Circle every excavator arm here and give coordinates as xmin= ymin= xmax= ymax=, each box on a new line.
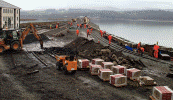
xmin=20 ymin=23 xmax=43 ymax=49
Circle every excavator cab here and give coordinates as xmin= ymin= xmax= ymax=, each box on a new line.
xmin=3 ymin=29 xmax=20 ymax=44
xmin=0 ymin=29 xmax=21 ymax=52
xmin=55 ymin=55 xmax=77 ymax=75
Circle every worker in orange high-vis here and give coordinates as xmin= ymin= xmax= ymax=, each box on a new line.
xmin=90 ymin=28 xmax=93 ymax=33
xmin=77 ymin=24 xmax=79 ymax=28
xmin=56 ymin=24 xmax=58 ymax=29
xmin=103 ymin=31 xmax=106 ymax=37
xmin=76 ymin=29 xmax=79 ymax=37
xmin=87 ymin=29 xmax=90 ymax=37
xmin=137 ymin=42 xmax=141 ymax=53
xmin=100 ymin=30 xmax=103 ymax=37
xmin=108 ymin=35 xmax=112 ymax=45
xmin=70 ymin=22 xmax=73 ymax=26
xmin=50 ymin=24 xmax=52 ymax=29
xmin=103 ymin=31 xmax=106 ymax=34
xmin=153 ymin=44 xmax=159 ymax=58
xmin=140 ymin=47 xmax=144 ymax=56
xmin=84 ymin=24 xmax=86 ymax=28
xmin=80 ymin=24 xmax=82 ymax=28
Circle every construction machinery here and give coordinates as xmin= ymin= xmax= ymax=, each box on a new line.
xmin=0 ymin=24 xmax=43 ymax=53
xmin=84 ymin=16 xmax=89 ymax=24
xmin=55 ymin=55 xmax=77 ymax=75
xmin=72 ymin=18 xmax=76 ymax=22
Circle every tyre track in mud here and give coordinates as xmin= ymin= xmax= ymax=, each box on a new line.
xmin=0 ymin=51 xmax=40 ymax=100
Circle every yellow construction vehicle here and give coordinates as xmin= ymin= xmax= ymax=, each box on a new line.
xmin=55 ymin=55 xmax=77 ymax=74
xmin=0 ymin=24 xmax=43 ymax=53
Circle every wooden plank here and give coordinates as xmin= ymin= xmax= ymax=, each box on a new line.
xmin=90 ymin=72 xmax=99 ymax=76
xmin=149 ymin=96 xmax=156 ymax=100
xmin=78 ymin=68 xmax=90 ymax=71
xmin=27 ymin=70 xmax=39 ymax=75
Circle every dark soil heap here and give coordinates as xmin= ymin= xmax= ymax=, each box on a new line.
xmin=65 ymin=37 xmax=104 ymax=58
xmin=23 ymin=34 xmax=50 ymax=44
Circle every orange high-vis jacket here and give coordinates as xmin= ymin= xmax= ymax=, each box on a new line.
xmin=154 ymin=45 xmax=159 ymax=51
xmin=137 ymin=42 xmax=141 ymax=49
xmin=87 ymin=29 xmax=90 ymax=33
xmin=140 ymin=47 xmax=144 ymax=52
xmin=76 ymin=29 xmax=79 ymax=36
xmin=84 ymin=24 xmax=86 ymax=28
xmin=108 ymin=35 xmax=112 ymax=40
xmin=77 ymin=24 xmax=79 ymax=26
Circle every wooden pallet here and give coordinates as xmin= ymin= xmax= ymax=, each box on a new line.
xmin=77 ymin=68 xmax=90 ymax=71
xmin=90 ymin=72 xmax=99 ymax=76
xmin=100 ymin=78 xmax=110 ymax=82
xmin=130 ymin=77 xmax=138 ymax=81
xmin=112 ymin=84 xmax=127 ymax=88
xmin=149 ymin=96 xmax=156 ymax=100
xmin=139 ymin=81 xmax=157 ymax=87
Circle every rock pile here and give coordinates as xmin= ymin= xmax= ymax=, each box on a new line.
xmin=62 ymin=37 xmax=144 ymax=70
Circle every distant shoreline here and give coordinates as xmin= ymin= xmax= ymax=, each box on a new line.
xmin=20 ymin=19 xmax=37 ymax=21
xmin=129 ymin=19 xmax=173 ymax=23
xmin=91 ymin=18 xmax=173 ymax=23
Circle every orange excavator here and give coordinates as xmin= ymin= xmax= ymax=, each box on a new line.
xmin=0 ymin=24 xmax=43 ymax=53
xmin=55 ymin=55 xmax=77 ymax=75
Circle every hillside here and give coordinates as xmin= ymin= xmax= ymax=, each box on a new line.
xmin=20 ymin=9 xmax=173 ymax=21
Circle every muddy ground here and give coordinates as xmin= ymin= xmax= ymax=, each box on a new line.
xmin=1 ymin=21 xmax=173 ymax=100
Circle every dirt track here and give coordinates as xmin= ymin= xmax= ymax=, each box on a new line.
xmin=1 ymin=21 xmax=173 ymax=100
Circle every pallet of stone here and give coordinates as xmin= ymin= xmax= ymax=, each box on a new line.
xmin=159 ymin=54 xmax=170 ymax=60
xmin=98 ymin=69 xmax=113 ymax=81
xmin=92 ymin=58 xmax=104 ymax=65
xmin=90 ymin=65 xmax=103 ymax=75
xmin=101 ymin=62 xmax=114 ymax=69
xmin=110 ymin=74 xmax=127 ymax=87
xmin=78 ymin=59 xmax=90 ymax=69
xmin=138 ymin=76 xmax=157 ymax=86
xmin=150 ymin=86 xmax=173 ymax=100
xmin=126 ymin=68 xmax=141 ymax=81
xmin=111 ymin=65 xmax=126 ymax=75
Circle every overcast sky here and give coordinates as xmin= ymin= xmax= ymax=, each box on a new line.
xmin=4 ymin=0 xmax=173 ymax=10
